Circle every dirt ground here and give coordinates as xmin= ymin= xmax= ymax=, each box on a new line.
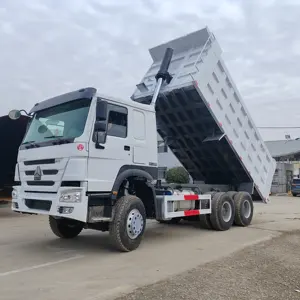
xmin=117 ymin=230 xmax=300 ymax=300
xmin=0 ymin=196 xmax=300 ymax=300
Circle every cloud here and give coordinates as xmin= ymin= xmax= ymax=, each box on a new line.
xmin=0 ymin=0 xmax=300 ymax=140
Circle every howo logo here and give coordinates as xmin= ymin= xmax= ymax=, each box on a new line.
xmin=34 ymin=166 xmax=42 ymax=181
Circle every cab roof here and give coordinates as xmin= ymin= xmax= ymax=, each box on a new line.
xmin=29 ymin=87 xmax=155 ymax=114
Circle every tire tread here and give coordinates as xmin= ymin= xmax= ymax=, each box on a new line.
xmin=210 ymin=192 xmax=235 ymax=231
xmin=233 ymin=192 xmax=253 ymax=227
xmin=49 ymin=216 xmax=83 ymax=239
xmin=109 ymin=195 xmax=146 ymax=252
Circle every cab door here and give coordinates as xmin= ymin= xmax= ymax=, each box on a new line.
xmin=88 ymin=99 xmax=132 ymax=192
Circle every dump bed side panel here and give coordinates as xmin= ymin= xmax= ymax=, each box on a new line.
xmin=194 ymin=57 xmax=276 ymax=200
xmin=132 ymin=27 xmax=276 ymax=201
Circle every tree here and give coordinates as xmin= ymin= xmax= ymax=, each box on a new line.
xmin=165 ymin=166 xmax=190 ymax=184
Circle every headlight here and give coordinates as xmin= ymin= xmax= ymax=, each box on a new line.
xmin=12 ymin=189 xmax=18 ymax=199
xmin=59 ymin=190 xmax=82 ymax=203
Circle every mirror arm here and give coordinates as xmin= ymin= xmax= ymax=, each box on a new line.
xmin=95 ymin=143 xmax=105 ymax=149
xmin=20 ymin=109 xmax=32 ymax=117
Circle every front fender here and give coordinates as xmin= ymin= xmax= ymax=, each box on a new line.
xmin=111 ymin=166 xmax=155 ymax=199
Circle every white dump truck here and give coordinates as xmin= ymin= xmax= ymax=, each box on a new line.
xmin=9 ymin=27 xmax=276 ymax=252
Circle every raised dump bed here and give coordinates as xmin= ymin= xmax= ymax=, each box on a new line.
xmin=131 ymin=27 xmax=276 ymax=202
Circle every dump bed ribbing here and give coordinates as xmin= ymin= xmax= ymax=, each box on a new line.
xmin=131 ymin=27 xmax=276 ymax=202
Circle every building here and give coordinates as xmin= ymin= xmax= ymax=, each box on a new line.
xmin=157 ymin=136 xmax=300 ymax=193
xmin=265 ymin=140 xmax=300 ymax=194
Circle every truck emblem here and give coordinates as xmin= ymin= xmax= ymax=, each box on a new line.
xmin=34 ymin=166 xmax=42 ymax=181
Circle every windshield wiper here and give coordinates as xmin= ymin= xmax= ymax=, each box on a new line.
xmin=22 ymin=141 xmax=40 ymax=149
xmin=44 ymin=136 xmax=72 ymax=145
xmin=44 ymin=135 xmax=64 ymax=139
xmin=22 ymin=140 xmax=36 ymax=145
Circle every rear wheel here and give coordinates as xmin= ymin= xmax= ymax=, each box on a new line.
xmin=109 ymin=195 xmax=146 ymax=252
xmin=226 ymin=191 xmax=237 ymax=200
xmin=209 ymin=192 xmax=235 ymax=231
xmin=233 ymin=192 xmax=254 ymax=226
xmin=199 ymin=215 xmax=213 ymax=229
xmin=49 ymin=216 xmax=84 ymax=239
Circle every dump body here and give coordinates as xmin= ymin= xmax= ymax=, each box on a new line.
xmin=132 ymin=27 xmax=276 ymax=201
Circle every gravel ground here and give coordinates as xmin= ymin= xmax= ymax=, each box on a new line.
xmin=116 ymin=231 xmax=300 ymax=300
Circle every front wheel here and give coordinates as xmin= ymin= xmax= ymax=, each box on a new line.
xmin=109 ymin=195 xmax=146 ymax=252
xmin=49 ymin=216 xmax=84 ymax=239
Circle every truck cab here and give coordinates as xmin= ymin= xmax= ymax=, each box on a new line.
xmin=11 ymin=88 xmax=158 ymax=225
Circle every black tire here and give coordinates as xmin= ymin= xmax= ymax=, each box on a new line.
xmin=49 ymin=216 xmax=83 ymax=239
xmin=210 ymin=192 xmax=235 ymax=231
xmin=109 ymin=195 xmax=146 ymax=252
xmin=292 ymin=193 xmax=297 ymax=197
xmin=233 ymin=192 xmax=254 ymax=226
xmin=226 ymin=191 xmax=238 ymax=200
xmin=199 ymin=214 xmax=213 ymax=229
xmin=199 ymin=191 xmax=216 ymax=229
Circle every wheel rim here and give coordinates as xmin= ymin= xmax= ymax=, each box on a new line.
xmin=243 ymin=200 xmax=251 ymax=219
xmin=126 ymin=209 xmax=144 ymax=239
xmin=221 ymin=201 xmax=232 ymax=222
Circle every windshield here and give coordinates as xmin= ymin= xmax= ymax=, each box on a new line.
xmin=22 ymin=98 xmax=91 ymax=145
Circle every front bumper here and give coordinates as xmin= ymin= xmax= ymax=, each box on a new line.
xmin=11 ymin=186 xmax=88 ymax=222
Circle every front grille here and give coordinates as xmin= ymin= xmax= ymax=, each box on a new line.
xmin=24 ymin=159 xmax=55 ymax=166
xmin=43 ymin=170 xmax=58 ymax=175
xmin=61 ymin=181 xmax=81 ymax=187
xmin=25 ymin=171 xmax=34 ymax=176
xmin=25 ymin=199 xmax=52 ymax=211
xmin=25 ymin=170 xmax=58 ymax=176
xmin=27 ymin=181 xmax=55 ymax=186
xmin=22 ymin=158 xmax=65 ymax=191
xmin=24 ymin=190 xmax=56 ymax=194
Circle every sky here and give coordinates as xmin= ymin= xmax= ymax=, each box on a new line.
xmin=1 ymin=0 xmax=300 ymax=141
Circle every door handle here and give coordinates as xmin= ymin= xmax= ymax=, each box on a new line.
xmin=124 ymin=145 xmax=130 ymax=151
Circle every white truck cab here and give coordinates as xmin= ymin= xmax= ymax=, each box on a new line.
xmin=12 ymin=88 xmax=158 ymax=220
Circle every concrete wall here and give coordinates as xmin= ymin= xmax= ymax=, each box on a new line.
xmin=271 ymin=162 xmax=294 ymax=194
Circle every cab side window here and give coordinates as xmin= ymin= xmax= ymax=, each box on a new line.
xmin=107 ymin=104 xmax=128 ymax=138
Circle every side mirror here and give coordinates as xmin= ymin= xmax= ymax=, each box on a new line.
xmin=8 ymin=109 xmax=21 ymax=120
xmin=94 ymin=121 xmax=107 ymax=149
xmin=94 ymin=121 xmax=107 ymax=132
xmin=96 ymin=99 xmax=108 ymax=121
